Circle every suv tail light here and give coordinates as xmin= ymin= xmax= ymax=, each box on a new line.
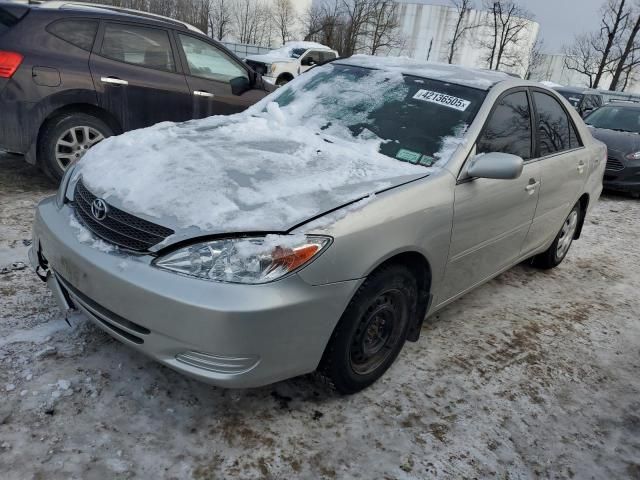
xmin=0 ymin=51 xmax=23 ymax=78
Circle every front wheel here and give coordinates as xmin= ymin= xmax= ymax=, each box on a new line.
xmin=531 ymin=204 xmax=580 ymax=269
xmin=38 ymin=113 xmax=113 ymax=182
xmin=318 ymin=265 xmax=417 ymax=394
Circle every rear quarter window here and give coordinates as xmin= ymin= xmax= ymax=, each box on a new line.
xmin=47 ymin=19 xmax=98 ymax=51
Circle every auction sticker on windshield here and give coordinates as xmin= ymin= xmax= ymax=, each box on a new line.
xmin=412 ymin=89 xmax=471 ymax=111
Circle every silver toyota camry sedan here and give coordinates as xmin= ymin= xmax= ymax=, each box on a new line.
xmin=30 ymin=56 xmax=605 ymax=394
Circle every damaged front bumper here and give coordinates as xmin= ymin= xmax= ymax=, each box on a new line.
xmin=29 ymin=196 xmax=360 ymax=388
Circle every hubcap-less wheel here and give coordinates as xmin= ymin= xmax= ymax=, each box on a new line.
xmin=349 ymin=289 xmax=407 ymax=375
xmin=556 ymin=209 xmax=578 ymax=260
xmin=55 ymin=126 xmax=105 ymax=171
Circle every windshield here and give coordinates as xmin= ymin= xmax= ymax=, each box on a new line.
xmin=585 ymin=105 xmax=640 ymax=133
xmin=268 ymin=63 xmax=487 ymax=166
xmin=557 ymin=90 xmax=584 ymax=108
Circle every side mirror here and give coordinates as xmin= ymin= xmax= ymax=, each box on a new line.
xmin=581 ymin=108 xmax=593 ymax=118
xmin=230 ymin=75 xmax=250 ymax=96
xmin=467 ymin=152 xmax=524 ymax=180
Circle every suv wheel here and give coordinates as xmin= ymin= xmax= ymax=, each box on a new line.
xmin=531 ymin=203 xmax=580 ymax=269
xmin=318 ymin=264 xmax=417 ymax=394
xmin=39 ymin=113 xmax=113 ymax=181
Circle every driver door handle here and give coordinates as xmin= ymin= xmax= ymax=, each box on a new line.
xmin=193 ymin=90 xmax=214 ymax=98
xmin=525 ymin=179 xmax=539 ymax=194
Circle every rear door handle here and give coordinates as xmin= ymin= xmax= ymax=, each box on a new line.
xmin=525 ymin=179 xmax=539 ymax=194
xmin=577 ymin=160 xmax=586 ymax=174
xmin=100 ymin=76 xmax=128 ymax=86
xmin=193 ymin=90 xmax=214 ymax=98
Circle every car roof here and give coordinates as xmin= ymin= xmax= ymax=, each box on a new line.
xmin=554 ymin=86 xmax=601 ymax=95
xmin=333 ymin=55 xmax=513 ymax=90
xmin=27 ymin=1 xmax=204 ymax=33
xmin=603 ymin=100 xmax=640 ymax=109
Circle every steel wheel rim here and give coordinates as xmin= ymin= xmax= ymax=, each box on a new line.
xmin=55 ymin=126 xmax=105 ymax=171
xmin=556 ymin=210 xmax=578 ymax=260
xmin=349 ymin=289 xmax=407 ymax=376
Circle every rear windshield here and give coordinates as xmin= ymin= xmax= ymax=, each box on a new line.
xmin=584 ymin=105 xmax=640 ymax=134
xmin=270 ymin=63 xmax=486 ymax=166
xmin=557 ymin=90 xmax=584 ymax=108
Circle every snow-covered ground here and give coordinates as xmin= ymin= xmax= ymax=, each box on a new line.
xmin=1 ymin=152 xmax=639 ymax=479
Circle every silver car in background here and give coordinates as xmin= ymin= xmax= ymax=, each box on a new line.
xmin=30 ymin=56 xmax=606 ymax=394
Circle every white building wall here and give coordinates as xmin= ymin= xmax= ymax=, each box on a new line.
xmin=392 ymin=2 xmax=540 ymax=78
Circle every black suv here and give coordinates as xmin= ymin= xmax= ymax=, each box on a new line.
xmin=0 ymin=1 xmax=270 ymax=180
xmin=553 ymin=86 xmax=604 ymax=118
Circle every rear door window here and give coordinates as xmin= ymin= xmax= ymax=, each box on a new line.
xmin=477 ymin=91 xmax=532 ymax=160
xmin=47 ymin=19 xmax=98 ymax=51
xmin=100 ymin=23 xmax=176 ymax=72
xmin=533 ymin=91 xmax=575 ymax=156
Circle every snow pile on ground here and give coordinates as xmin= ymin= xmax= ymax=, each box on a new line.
xmin=75 ymin=65 xmax=456 ymax=233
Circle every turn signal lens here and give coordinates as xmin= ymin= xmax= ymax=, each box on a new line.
xmin=0 ymin=51 xmax=23 ymax=78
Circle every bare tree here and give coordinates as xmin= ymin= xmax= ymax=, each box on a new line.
xmin=482 ymin=1 xmax=533 ymax=71
xmin=209 ymin=0 xmax=233 ymax=40
xmin=525 ymin=37 xmax=544 ymax=80
xmin=341 ymin=0 xmax=373 ymax=56
xmin=593 ymin=0 xmax=631 ymax=88
xmin=367 ymin=0 xmax=402 ymax=55
xmin=563 ymin=33 xmax=601 ymax=87
xmin=447 ymin=0 xmax=475 ymax=64
xmin=272 ymin=0 xmax=295 ymax=45
xmin=610 ymin=9 xmax=640 ymax=90
xmin=232 ymin=0 xmax=274 ymax=46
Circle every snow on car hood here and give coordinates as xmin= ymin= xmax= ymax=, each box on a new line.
xmin=74 ymin=111 xmax=428 ymax=236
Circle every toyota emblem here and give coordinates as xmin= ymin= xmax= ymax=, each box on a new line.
xmin=91 ymin=198 xmax=108 ymax=221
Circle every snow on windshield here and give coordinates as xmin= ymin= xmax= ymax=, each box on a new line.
xmin=76 ymin=64 xmax=472 ymax=233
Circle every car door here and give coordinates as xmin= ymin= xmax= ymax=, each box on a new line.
xmin=520 ymin=89 xmax=587 ymax=255
xmin=89 ymin=21 xmax=192 ymax=131
xmin=175 ymin=33 xmax=257 ymax=119
xmin=439 ymin=89 xmax=541 ymax=303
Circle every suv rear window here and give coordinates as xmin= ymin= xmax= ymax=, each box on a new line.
xmin=47 ymin=19 xmax=98 ymax=51
xmin=101 ymin=23 xmax=175 ymax=72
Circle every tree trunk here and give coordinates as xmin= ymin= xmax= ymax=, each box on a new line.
xmin=594 ymin=0 xmax=626 ymax=88
xmin=610 ymin=13 xmax=640 ymax=90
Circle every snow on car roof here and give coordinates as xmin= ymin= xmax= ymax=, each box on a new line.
xmin=247 ymin=41 xmax=335 ymax=62
xmin=336 ymin=55 xmax=511 ymax=90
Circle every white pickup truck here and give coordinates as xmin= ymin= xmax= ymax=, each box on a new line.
xmin=245 ymin=41 xmax=339 ymax=86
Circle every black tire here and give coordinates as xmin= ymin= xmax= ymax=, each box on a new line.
xmin=276 ymin=75 xmax=291 ymax=86
xmin=531 ymin=203 xmax=581 ymax=269
xmin=38 ymin=113 xmax=113 ymax=182
xmin=318 ymin=264 xmax=418 ymax=394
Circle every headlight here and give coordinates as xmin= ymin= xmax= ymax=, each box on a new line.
xmin=56 ymin=164 xmax=77 ymax=208
xmin=153 ymin=234 xmax=331 ymax=284
xmin=625 ymin=151 xmax=640 ymax=160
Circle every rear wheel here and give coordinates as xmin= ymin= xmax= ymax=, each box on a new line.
xmin=38 ymin=113 xmax=112 ymax=182
xmin=531 ymin=203 xmax=580 ymax=269
xmin=318 ymin=265 xmax=417 ymax=394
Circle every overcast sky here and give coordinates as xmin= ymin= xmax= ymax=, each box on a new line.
xmin=407 ymin=0 xmax=605 ymax=53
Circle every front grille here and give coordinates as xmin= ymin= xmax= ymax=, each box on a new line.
xmin=73 ymin=179 xmax=174 ymax=252
xmin=246 ymin=60 xmax=268 ymax=75
xmin=606 ymin=156 xmax=625 ymax=171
